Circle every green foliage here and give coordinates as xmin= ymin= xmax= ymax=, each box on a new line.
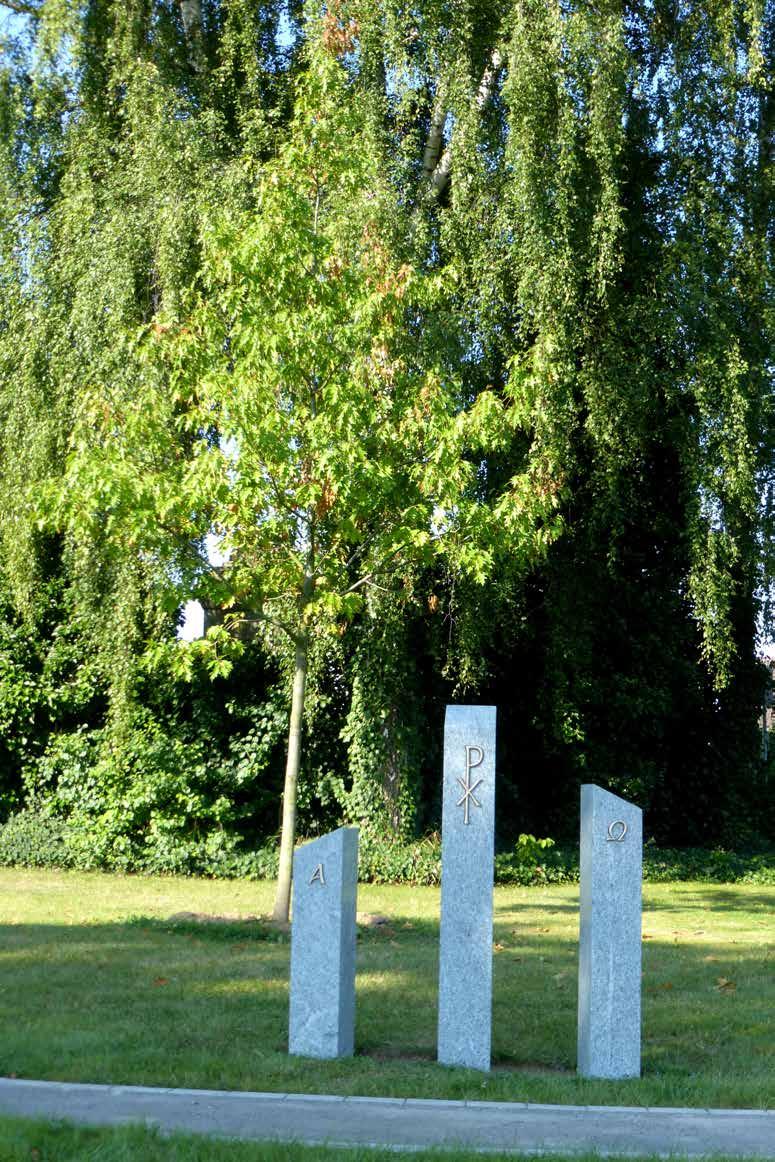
xmin=0 ymin=610 xmax=46 ymax=812
xmin=50 ymin=39 xmax=544 ymax=658
xmin=357 ymin=832 xmax=442 ymax=886
xmin=0 ymin=0 xmax=771 ymax=862
xmin=0 ymin=567 xmax=107 ymax=818
xmin=0 ymin=798 xmax=282 ymax=878
xmin=495 ymin=834 xmax=568 ymax=886
xmin=641 ymin=846 xmax=775 ymax=887
xmin=2 ymin=794 xmax=773 ymax=888
xmin=25 ymin=707 xmax=285 ymax=873
xmin=340 ymin=598 xmax=438 ymax=841
xmin=0 ymin=0 xmax=295 ymax=708
xmin=0 ymin=805 xmax=70 ymax=868
xmin=4 ymin=635 xmax=290 ymax=874
xmin=355 ymin=832 xmax=570 ymax=889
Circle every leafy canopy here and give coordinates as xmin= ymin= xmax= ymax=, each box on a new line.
xmin=49 ymin=38 xmax=560 ymax=669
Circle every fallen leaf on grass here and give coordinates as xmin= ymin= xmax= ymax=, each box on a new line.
xmin=152 ymin=977 xmax=169 ymax=987
xmin=716 ymin=977 xmax=737 ymax=992
xmin=493 ymin=942 xmax=505 ymax=952
xmin=642 ymin=934 xmax=654 ymax=940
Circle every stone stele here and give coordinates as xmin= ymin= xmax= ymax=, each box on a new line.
xmin=289 ymin=826 xmax=358 ymax=1059
xmin=577 ymin=783 xmax=643 ymax=1079
xmin=438 ymin=704 xmax=497 ymax=1071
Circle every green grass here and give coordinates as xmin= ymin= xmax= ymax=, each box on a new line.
xmin=0 ymin=1119 xmax=765 ymax=1162
xmin=0 ymin=870 xmax=772 ymax=1110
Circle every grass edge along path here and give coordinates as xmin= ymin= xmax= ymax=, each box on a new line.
xmin=2 ymin=1115 xmax=769 ymax=1162
xmin=2 ymin=1079 xmax=775 ymax=1159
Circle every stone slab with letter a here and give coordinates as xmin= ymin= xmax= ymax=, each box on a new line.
xmin=577 ymin=784 xmax=642 ymax=1079
xmin=438 ymin=704 xmax=497 ymax=1071
xmin=289 ymin=826 xmax=358 ymax=1059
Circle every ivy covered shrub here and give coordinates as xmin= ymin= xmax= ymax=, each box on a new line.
xmin=358 ymin=832 xmax=442 ymax=885
xmin=494 ymin=834 xmax=577 ymax=885
xmin=340 ymin=608 xmax=429 ymax=843
xmin=641 ymin=846 xmax=775 ymax=885
xmin=0 ymin=806 xmax=71 ymax=868
xmin=354 ymin=835 xmax=775 ymax=887
xmin=0 ymin=571 xmax=108 ymax=821
xmin=353 ymin=833 xmax=573 ymax=886
xmin=6 ymin=688 xmax=287 ymax=874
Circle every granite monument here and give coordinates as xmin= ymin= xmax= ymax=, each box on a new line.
xmin=577 ymin=783 xmax=642 ymax=1079
xmin=289 ymin=825 xmax=359 ymax=1059
xmin=438 ymin=704 xmax=497 ymax=1071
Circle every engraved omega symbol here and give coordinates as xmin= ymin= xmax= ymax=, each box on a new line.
xmin=309 ymin=863 xmax=326 ymax=886
xmin=456 ymin=745 xmax=485 ymax=825
xmin=606 ymin=820 xmax=628 ymax=842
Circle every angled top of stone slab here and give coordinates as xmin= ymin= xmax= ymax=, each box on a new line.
xmin=581 ymin=783 xmax=642 ymax=816
xmin=292 ymin=827 xmax=359 ymax=896
xmin=580 ymin=784 xmax=642 ymax=848
xmin=444 ymin=704 xmax=497 ymax=728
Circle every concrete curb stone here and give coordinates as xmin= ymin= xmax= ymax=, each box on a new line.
xmin=0 ymin=1078 xmax=773 ymax=1157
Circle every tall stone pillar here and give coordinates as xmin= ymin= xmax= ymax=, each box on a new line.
xmin=577 ymin=784 xmax=642 ymax=1079
xmin=438 ymin=705 xmax=497 ymax=1071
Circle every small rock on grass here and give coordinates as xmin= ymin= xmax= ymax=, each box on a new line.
xmin=357 ymin=913 xmax=392 ymax=928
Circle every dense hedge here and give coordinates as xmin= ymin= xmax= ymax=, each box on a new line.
xmin=2 ymin=813 xmax=773 ymax=887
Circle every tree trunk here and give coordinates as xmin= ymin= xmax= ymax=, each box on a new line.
xmin=431 ymin=49 xmax=503 ymax=197
xmin=179 ymin=0 xmax=204 ymax=72
xmin=422 ymin=84 xmax=448 ymax=182
xmin=179 ymin=0 xmax=202 ymax=38
xmin=272 ymin=632 xmax=309 ymax=923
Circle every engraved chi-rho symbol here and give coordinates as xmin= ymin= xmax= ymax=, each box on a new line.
xmin=309 ymin=863 xmax=326 ymax=886
xmin=456 ymin=744 xmax=485 ymax=825
xmin=606 ymin=820 xmax=628 ymax=842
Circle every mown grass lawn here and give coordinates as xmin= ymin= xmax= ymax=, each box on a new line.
xmin=4 ymin=1117 xmax=763 ymax=1162
xmin=0 ymin=870 xmax=772 ymax=1110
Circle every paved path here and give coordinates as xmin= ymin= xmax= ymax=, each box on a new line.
xmin=0 ymin=1079 xmax=773 ymax=1156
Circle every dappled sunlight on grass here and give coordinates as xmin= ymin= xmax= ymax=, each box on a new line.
xmin=0 ymin=871 xmax=771 ymax=1108
xmin=192 ymin=979 xmax=287 ymax=998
